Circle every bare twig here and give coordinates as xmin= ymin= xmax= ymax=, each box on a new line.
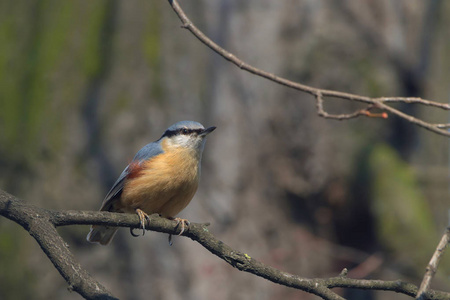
xmin=316 ymin=92 xmax=388 ymax=120
xmin=378 ymin=97 xmax=450 ymax=109
xmin=1 ymin=189 xmax=450 ymax=299
xmin=416 ymin=226 xmax=450 ymax=300
xmin=166 ymin=0 xmax=450 ymax=137
xmin=435 ymin=123 xmax=450 ymax=129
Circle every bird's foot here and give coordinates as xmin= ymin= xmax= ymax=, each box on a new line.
xmin=167 ymin=218 xmax=190 ymax=246
xmin=173 ymin=217 xmax=190 ymax=235
xmin=130 ymin=208 xmax=150 ymax=237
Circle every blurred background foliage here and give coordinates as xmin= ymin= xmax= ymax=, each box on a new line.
xmin=0 ymin=0 xmax=449 ymax=299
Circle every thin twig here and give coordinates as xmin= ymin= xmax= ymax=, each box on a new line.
xmin=316 ymin=92 xmax=387 ymax=120
xmin=435 ymin=123 xmax=450 ymax=129
xmin=166 ymin=0 xmax=450 ymax=137
xmin=377 ymin=97 xmax=450 ymax=110
xmin=416 ymin=227 xmax=450 ymax=300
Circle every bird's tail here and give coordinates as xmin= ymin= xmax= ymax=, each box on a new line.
xmin=86 ymin=225 xmax=118 ymax=245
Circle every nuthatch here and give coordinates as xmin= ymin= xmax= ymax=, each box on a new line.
xmin=87 ymin=121 xmax=216 ymax=245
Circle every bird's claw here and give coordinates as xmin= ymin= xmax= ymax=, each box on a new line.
xmin=173 ymin=218 xmax=190 ymax=235
xmin=168 ymin=218 xmax=189 ymax=246
xmin=133 ymin=208 xmax=150 ymax=237
xmin=130 ymin=228 xmax=140 ymax=237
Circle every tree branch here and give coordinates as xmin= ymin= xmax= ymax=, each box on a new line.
xmin=1 ymin=189 xmax=450 ymax=299
xmin=166 ymin=0 xmax=450 ymax=137
xmin=416 ymin=226 xmax=450 ymax=299
xmin=0 ymin=190 xmax=118 ymax=300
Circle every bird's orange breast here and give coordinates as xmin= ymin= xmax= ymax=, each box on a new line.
xmin=118 ymin=140 xmax=200 ymax=218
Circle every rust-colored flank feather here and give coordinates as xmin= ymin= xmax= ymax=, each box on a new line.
xmin=126 ymin=161 xmax=144 ymax=179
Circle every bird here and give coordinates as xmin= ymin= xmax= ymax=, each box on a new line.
xmin=87 ymin=120 xmax=216 ymax=245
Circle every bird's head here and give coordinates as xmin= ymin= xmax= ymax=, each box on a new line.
xmin=160 ymin=121 xmax=216 ymax=153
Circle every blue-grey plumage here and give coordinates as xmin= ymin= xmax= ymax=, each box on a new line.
xmin=87 ymin=121 xmax=216 ymax=245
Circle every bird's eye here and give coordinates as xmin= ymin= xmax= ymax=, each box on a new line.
xmin=182 ymin=128 xmax=189 ymax=134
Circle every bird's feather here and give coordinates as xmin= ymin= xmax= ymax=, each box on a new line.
xmin=98 ymin=141 xmax=164 ymax=212
xmin=120 ymin=141 xmax=200 ymax=217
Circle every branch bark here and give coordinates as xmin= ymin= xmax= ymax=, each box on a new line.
xmin=416 ymin=227 xmax=450 ymax=299
xmin=0 ymin=190 xmax=118 ymax=300
xmin=1 ymin=189 xmax=450 ymax=300
xmin=166 ymin=0 xmax=450 ymax=137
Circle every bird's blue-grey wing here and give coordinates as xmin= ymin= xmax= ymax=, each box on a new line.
xmin=98 ymin=167 xmax=129 ymax=211
xmin=98 ymin=141 xmax=164 ymax=211
xmin=132 ymin=141 xmax=164 ymax=162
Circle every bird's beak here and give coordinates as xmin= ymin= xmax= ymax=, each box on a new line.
xmin=200 ymin=126 xmax=216 ymax=136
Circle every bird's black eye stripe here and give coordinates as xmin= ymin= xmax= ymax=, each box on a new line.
xmin=162 ymin=128 xmax=204 ymax=138
xmin=178 ymin=128 xmax=203 ymax=135
xmin=162 ymin=130 xmax=176 ymax=138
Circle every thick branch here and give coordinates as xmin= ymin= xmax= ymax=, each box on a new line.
xmin=166 ymin=0 xmax=450 ymax=137
xmin=1 ymin=189 xmax=450 ymax=300
xmin=0 ymin=190 xmax=117 ymax=300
